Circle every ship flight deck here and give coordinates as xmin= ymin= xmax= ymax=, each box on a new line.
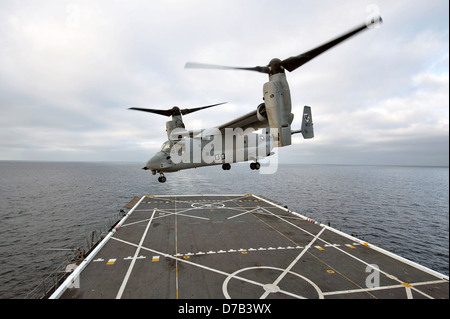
xmin=50 ymin=194 xmax=449 ymax=299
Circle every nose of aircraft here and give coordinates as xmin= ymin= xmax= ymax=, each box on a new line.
xmin=146 ymin=153 xmax=163 ymax=171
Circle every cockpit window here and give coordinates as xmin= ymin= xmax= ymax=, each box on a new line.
xmin=160 ymin=140 xmax=173 ymax=153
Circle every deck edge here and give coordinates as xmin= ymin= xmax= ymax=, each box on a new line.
xmin=49 ymin=195 xmax=147 ymax=299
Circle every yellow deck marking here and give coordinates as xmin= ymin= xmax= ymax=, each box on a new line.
xmin=106 ymin=259 xmax=116 ymax=265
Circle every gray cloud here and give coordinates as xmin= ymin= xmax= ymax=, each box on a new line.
xmin=0 ymin=0 xmax=448 ymax=166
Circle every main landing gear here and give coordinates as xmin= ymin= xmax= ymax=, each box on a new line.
xmin=222 ymin=162 xmax=260 ymax=171
xmin=158 ymin=173 xmax=166 ymax=183
xmin=250 ymin=162 xmax=260 ymax=170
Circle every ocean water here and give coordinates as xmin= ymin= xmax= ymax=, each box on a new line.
xmin=0 ymin=161 xmax=448 ymax=298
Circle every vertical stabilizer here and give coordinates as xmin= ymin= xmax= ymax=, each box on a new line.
xmin=301 ymin=106 xmax=314 ymax=139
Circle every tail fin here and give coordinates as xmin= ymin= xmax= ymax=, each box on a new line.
xmin=301 ymin=106 xmax=314 ymax=139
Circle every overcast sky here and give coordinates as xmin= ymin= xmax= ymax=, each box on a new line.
xmin=0 ymin=0 xmax=448 ymax=166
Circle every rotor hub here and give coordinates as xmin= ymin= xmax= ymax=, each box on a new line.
xmin=268 ymin=58 xmax=284 ymax=75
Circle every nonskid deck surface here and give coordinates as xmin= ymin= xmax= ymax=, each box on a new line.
xmin=53 ymin=194 xmax=448 ymax=299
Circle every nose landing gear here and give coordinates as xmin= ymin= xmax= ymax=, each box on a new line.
xmin=158 ymin=173 xmax=166 ymax=183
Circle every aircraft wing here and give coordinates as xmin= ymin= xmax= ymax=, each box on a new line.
xmin=217 ymin=110 xmax=268 ymax=133
xmin=188 ymin=109 xmax=268 ymax=139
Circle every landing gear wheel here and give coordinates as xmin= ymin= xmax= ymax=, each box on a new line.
xmin=158 ymin=174 xmax=166 ymax=183
xmin=222 ymin=163 xmax=231 ymax=170
xmin=250 ymin=162 xmax=260 ymax=170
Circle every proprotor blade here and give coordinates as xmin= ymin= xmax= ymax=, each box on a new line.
xmin=128 ymin=102 xmax=227 ymax=117
xmin=280 ymin=16 xmax=383 ymax=72
xmin=185 ymin=17 xmax=382 ymax=75
xmin=181 ymin=102 xmax=227 ymax=115
xmin=128 ymin=107 xmax=175 ymax=117
xmin=185 ymin=62 xmax=270 ymax=74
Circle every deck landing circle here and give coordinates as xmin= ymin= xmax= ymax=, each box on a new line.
xmin=222 ymin=266 xmax=324 ymax=299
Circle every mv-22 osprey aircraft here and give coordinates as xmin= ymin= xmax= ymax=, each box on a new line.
xmin=130 ymin=17 xmax=382 ymax=182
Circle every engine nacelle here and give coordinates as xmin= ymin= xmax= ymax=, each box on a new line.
xmin=256 ymin=103 xmax=268 ymax=122
xmin=166 ymin=115 xmax=187 ymax=140
xmin=263 ymin=73 xmax=294 ymax=147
